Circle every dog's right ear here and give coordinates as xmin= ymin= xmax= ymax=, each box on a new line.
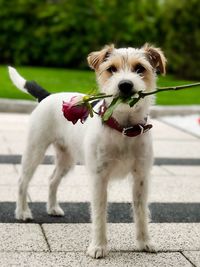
xmin=87 ymin=44 xmax=114 ymax=70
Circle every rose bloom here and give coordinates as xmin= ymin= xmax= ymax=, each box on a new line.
xmin=62 ymin=96 xmax=89 ymax=124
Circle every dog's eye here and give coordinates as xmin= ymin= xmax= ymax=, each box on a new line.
xmin=107 ymin=66 xmax=117 ymax=74
xmin=134 ymin=64 xmax=146 ymax=75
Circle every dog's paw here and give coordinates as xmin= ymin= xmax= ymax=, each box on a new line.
xmin=87 ymin=244 xmax=108 ymax=259
xmin=47 ymin=205 xmax=65 ymax=216
xmin=15 ymin=207 xmax=33 ymax=221
xmin=137 ymin=240 xmax=156 ymax=253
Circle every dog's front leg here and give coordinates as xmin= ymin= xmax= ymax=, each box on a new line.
xmin=87 ymin=172 xmax=108 ymax=259
xmin=131 ymin=148 xmax=155 ymax=252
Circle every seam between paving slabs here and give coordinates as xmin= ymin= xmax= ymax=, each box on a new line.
xmin=180 ymin=252 xmax=197 ymax=267
xmin=158 ymin=118 xmax=200 ymax=140
xmin=160 ymin=165 xmax=175 ymax=176
xmin=40 ymin=225 xmax=52 ymax=252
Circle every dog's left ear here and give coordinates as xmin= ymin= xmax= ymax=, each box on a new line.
xmin=143 ymin=43 xmax=167 ymax=74
xmin=87 ymin=44 xmax=114 ymax=70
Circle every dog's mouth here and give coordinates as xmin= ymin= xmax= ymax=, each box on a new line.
xmin=117 ymin=91 xmax=139 ymax=99
xmin=117 ymin=79 xmax=140 ymax=98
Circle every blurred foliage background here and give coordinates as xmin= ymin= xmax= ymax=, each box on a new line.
xmin=0 ymin=0 xmax=199 ymax=80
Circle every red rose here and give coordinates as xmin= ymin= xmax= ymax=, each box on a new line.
xmin=62 ymin=96 xmax=89 ymax=124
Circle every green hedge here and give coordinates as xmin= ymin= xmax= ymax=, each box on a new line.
xmin=0 ymin=0 xmax=199 ymax=79
xmin=159 ymin=0 xmax=200 ymax=80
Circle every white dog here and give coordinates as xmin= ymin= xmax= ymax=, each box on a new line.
xmin=8 ymin=43 xmax=166 ymax=258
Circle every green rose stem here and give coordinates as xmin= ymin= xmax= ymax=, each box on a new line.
xmin=143 ymin=82 xmax=200 ymax=98
xmin=128 ymin=82 xmax=200 ymax=107
xmin=79 ymin=82 xmax=200 ymax=121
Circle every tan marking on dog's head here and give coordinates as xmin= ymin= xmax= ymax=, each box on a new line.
xmin=98 ymin=54 xmax=125 ymax=78
xmin=143 ymin=43 xmax=167 ymax=74
xmin=87 ymin=44 xmax=167 ymax=96
xmin=126 ymin=57 xmax=154 ymax=91
xmin=128 ymin=57 xmax=152 ymax=76
xmin=96 ymin=51 xmax=154 ymax=90
xmin=87 ymin=44 xmax=115 ymax=70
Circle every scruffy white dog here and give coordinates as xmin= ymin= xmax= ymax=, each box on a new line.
xmin=9 ymin=43 xmax=166 ymax=258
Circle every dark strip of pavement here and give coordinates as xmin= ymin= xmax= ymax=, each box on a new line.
xmin=0 ymin=202 xmax=200 ymax=223
xmin=0 ymin=155 xmax=200 ymax=166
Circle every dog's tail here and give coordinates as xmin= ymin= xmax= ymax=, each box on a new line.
xmin=8 ymin=66 xmax=51 ymax=102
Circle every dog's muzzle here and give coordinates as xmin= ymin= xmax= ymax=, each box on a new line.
xmin=118 ymin=80 xmax=136 ymax=96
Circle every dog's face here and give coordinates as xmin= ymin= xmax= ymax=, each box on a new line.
xmin=87 ymin=44 xmax=166 ymax=97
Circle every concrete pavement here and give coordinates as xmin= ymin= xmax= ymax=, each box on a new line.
xmin=0 ymin=112 xmax=200 ymax=266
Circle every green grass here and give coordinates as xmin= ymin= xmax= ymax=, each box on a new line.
xmin=0 ymin=65 xmax=97 ymax=101
xmin=0 ymin=65 xmax=200 ymax=105
xmin=156 ymin=75 xmax=200 ymax=105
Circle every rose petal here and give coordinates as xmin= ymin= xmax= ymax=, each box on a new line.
xmin=62 ymin=99 xmax=89 ymax=124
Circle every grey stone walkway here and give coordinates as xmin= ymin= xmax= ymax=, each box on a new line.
xmin=0 ymin=112 xmax=200 ymax=266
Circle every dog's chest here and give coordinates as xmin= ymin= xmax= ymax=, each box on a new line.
xmin=96 ymin=134 xmax=139 ymax=177
xmin=110 ymin=149 xmax=135 ymax=179
xmin=107 ymin=142 xmax=136 ymax=162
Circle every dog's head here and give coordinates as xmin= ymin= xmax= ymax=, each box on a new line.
xmin=87 ymin=44 xmax=166 ymax=97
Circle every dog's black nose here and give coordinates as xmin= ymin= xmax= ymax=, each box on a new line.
xmin=118 ymin=80 xmax=134 ymax=96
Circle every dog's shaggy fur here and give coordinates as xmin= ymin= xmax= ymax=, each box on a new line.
xmin=9 ymin=43 xmax=166 ymax=258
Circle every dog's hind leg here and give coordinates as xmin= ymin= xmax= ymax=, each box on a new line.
xmin=47 ymin=143 xmax=74 ymax=216
xmin=15 ymin=141 xmax=49 ymax=221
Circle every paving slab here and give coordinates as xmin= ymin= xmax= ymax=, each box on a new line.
xmin=42 ymin=224 xmax=90 ymax=252
xmin=42 ymin=223 xmax=200 ymax=252
xmin=1 ymin=251 xmax=189 ymax=267
xmin=25 ymin=174 xmax=200 ymax=203
xmin=0 ymin=135 xmax=10 ymax=154
xmin=0 ymin=186 xmax=18 ymax=201
xmin=1 ymin=140 xmax=27 ymax=155
xmin=152 ymin=166 xmax=171 ymax=176
xmin=0 ymin=224 xmax=49 ymax=252
xmin=1 ymin=137 xmax=54 ymax=155
xmin=109 ymin=223 xmax=200 ymax=252
xmin=13 ymin=164 xmax=169 ymax=187
xmin=183 ymin=251 xmax=200 ymax=267
xmin=81 ymin=252 xmax=192 ymax=267
xmin=29 ymin=185 xmax=90 ymax=202
xmin=0 ymin=113 xmax=29 ymax=131
xmin=0 ymin=164 xmax=18 ymax=185
xmin=0 ymin=164 xmax=199 ymax=203
xmin=151 ymin=119 xmax=198 ymax=141
xmin=161 ymin=114 xmax=200 ymax=138
xmin=0 ymin=114 xmax=54 ymax=155
xmin=150 ymin=175 xmax=200 ymax=202
xmin=0 ymin=252 xmax=79 ymax=267
xmin=153 ymin=140 xmax=200 ymax=158
xmin=162 ymin=165 xmax=200 ymax=177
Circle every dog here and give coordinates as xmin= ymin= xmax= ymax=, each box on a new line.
xmin=8 ymin=43 xmax=166 ymax=258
